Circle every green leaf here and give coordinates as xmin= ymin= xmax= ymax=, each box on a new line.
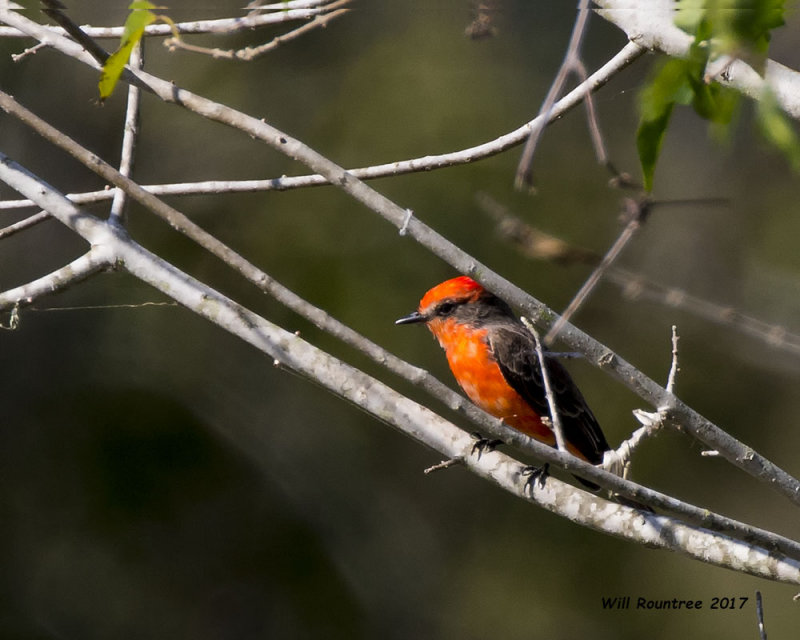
xmin=685 ymin=33 xmax=740 ymax=127
xmin=756 ymin=88 xmax=800 ymax=171
xmin=639 ymin=0 xmax=792 ymax=188
xmin=636 ymin=59 xmax=691 ymax=191
xmin=98 ymin=2 xmax=158 ymax=101
xmin=637 ymin=104 xmax=674 ymax=193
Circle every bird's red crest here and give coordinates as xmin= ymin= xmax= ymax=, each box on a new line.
xmin=418 ymin=276 xmax=485 ymax=312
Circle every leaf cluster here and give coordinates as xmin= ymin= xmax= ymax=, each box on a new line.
xmin=636 ymin=0 xmax=798 ymax=190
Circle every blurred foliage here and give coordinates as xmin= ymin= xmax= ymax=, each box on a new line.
xmin=2 ymin=0 xmax=800 ymax=638
xmin=638 ymin=0 xmax=798 ymax=191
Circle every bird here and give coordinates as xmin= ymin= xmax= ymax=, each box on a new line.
xmin=395 ymin=275 xmax=610 ymax=469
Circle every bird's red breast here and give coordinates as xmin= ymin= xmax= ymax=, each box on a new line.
xmin=433 ymin=317 xmax=558 ymax=447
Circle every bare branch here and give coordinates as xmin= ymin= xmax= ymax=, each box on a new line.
xmin=574 ymin=56 xmax=617 ymax=174
xmin=10 ymin=40 xmax=46 ymax=61
xmin=0 ymin=41 xmax=645 ymax=211
xmin=164 ymin=1 xmax=352 ymax=61
xmin=109 ymin=41 xmax=143 ymax=224
xmin=0 ymin=4 xmax=338 ymax=39
xmin=423 ymin=458 xmax=464 ymax=474
xmin=666 ymin=325 xmax=680 ymax=394
xmin=0 ymin=5 xmax=647 ymax=197
xmin=544 ymin=198 xmax=646 ymax=344
xmin=2 ymin=9 xmax=797 ymax=508
xmin=4 ymin=151 xmax=800 ymax=583
xmin=610 ymin=326 xmax=679 ymax=478
xmin=0 ymin=249 xmax=112 ymax=311
xmin=521 ymin=317 xmax=568 ymax=453
xmin=610 ymin=266 xmax=800 ymax=357
xmin=515 ymin=0 xmax=593 ymax=189
xmin=0 ymin=210 xmax=51 ymax=238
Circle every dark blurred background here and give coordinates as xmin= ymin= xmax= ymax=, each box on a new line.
xmin=2 ymin=0 xmax=800 ymax=637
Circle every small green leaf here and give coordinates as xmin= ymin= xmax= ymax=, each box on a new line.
xmin=637 ymin=104 xmax=674 ymax=193
xmin=636 ymin=59 xmax=691 ymax=191
xmin=98 ymin=2 xmax=158 ymax=100
xmin=639 ymin=59 xmax=691 ymax=119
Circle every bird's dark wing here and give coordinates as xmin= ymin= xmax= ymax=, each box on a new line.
xmin=487 ymin=324 xmax=609 ymax=464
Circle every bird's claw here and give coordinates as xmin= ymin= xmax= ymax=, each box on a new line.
xmin=522 ymin=463 xmax=550 ymax=495
xmin=470 ymin=432 xmax=503 ymax=459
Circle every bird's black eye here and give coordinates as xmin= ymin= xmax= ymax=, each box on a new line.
xmin=436 ymin=301 xmax=456 ymax=316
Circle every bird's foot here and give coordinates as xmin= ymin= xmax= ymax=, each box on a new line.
xmin=521 ymin=463 xmax=550 ymax=495
xmin=470 ymin=432 xmax=503 ymax=459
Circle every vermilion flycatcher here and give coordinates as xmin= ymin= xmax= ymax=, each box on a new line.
xmin=396 ymin=276 xmax=610 ymax=466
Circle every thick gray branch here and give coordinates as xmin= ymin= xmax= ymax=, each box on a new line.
xmin=2 ymin=150 xmax=799 ymax=584
xmin=2 ymin=6 xmax=798 ymax=506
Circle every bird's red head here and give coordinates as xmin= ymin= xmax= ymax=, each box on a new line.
xmin=395 ymin=276 xmax=490 ymax=355
xmin=395 ymin=276 xmax=493 ymax=335
xmin=418 ymin=276 xmax=484 ymax=316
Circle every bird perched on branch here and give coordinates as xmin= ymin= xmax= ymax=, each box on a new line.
xmin=396 ymin=275 xmax=610 ymax=473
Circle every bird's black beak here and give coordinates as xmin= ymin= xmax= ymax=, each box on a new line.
xmin=395 ymin=311 xmax=426 ymax=325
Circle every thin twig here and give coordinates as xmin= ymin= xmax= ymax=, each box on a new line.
xmin=164 ymin=2 xmax=351 ymax=61
xmin=666 ymin=325 xmax=680 ymax=394
xmin=611 ymin=265 xmax=800 ymax=355
xmin=544 ymin=198 xmax=647 ymax=345
xmin=31 ymin=301 xmax=178 ymax=312
xmin=0 ymin=249 xmax=112 ymax=311
xmin=573 ymin=57 xmax=617 ymax=175
xmin=515 ymin=0 xmax=593 ymax=190
xmin=0 ymin=43 xmax=647 ymax=212
xmin=613 ymin=409 xmax=662 ymax=479
xmin=109 ymin=41 xmax=143 ymax=224
xmin=423 ymin=458 xmax=464 ymax=474
xmin=0 ymin=5 xmax=336 ymax=39
xmin=756 ymin=591 xmax=767 ymax=640
xmin=522 ymin=317 xmax=568 ymax=453
xmin=476 ymin=191 xmax=599 ymax=264
xmin=11 ymin=41 xmax=47 ymax=61
xmin=612 ymin=326 xmax=680 ymax=477
xmin=0 ymin=210 xmax=51 ymax=239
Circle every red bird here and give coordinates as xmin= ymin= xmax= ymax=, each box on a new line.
xmin=396 ymin=276 xmax=609 ymax=466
